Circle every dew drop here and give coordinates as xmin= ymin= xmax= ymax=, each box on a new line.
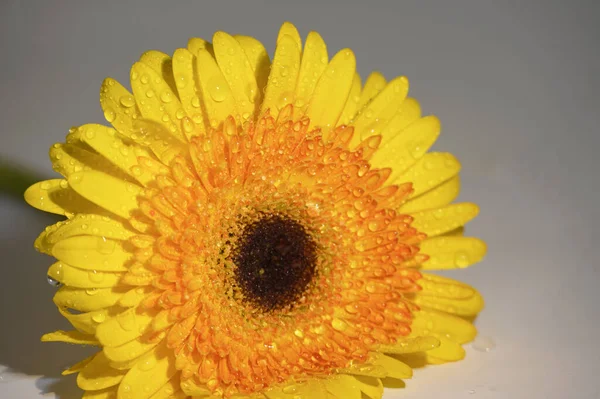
xmin=145 ymin=89 xmax=155 ymax=98
xmin=47 ymin=276 xmax=62 ymax=287
xmin=282 ymin=385 xmax=298 ymax=394
xmin=208 ymin=78 xmax=227 ymax=102
xmin=182 ymin=118 xmax=195 ymax=134
xmin=472 ymin=336 xmax=496 ymax=352
xmin=138 ymin=357 xmax=157 ymax=371
xmin=88 ymin=270 xmax=104 ymax=283
xmin=103 ymin=109 xmax=116 ymax=123
xmin=97 ymin=237 xmax=116 ymax=255
xmin=85 ymin=129 xmax=96 ymax=139
xmin=176 ymin=75 xmax=186 ymax=89
xmin=160 ymin=91 xmax=173 ymax=103
xmin=191 ymin=96 xmax=201 ymax=108
xmin=331 ymin=318 xmax=348 ymax=332
xmin=40 ymin=181 xmax=51 ymax=190
xmin=140 ymin=75 xmax=149 ymax=84
xmin=91 ymin=313 xmax=106 ymax=323
xmin=118 ymin=313 xmax=136 ymax=331
xmin=131 ymin=166 xmax=143 ymax=176
xmin=454 ymin=251 xmax=471 ymax=268
xmin=120 ymin=95 xmax=136 ymax=108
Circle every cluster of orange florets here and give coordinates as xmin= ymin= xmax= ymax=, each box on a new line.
xmin=124 ymin=105 xmax=425 ymax=396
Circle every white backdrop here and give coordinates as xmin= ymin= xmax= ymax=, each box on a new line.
xmin=1 ymin=1 xmax=598 ymax=398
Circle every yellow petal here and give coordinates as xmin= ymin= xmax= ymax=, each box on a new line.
xmin=77 ymin=351 xmax=126 ymax=391
xmin=99 ymin=78 xmax=142 ymax=138
xmin=412 ymin=274 xmax=484 ymax=316
xmin=83 ymin=387 xmax=118 ymax=399
xmin=118 ymin=287 xmax=153 ymax=308
xmin=425 ymin=335 xmax=466 ymax=362
xmin=172 ymin=48 xmax=206 ymax=135
xmin=411 ymin=308 xmax=477 ymax=344
xmin=213 ymin=31 xmax=259 ymax=121
xmin=414 ymin=291 xmax=484 ymax=317
xmin=353 ymin=376 xmax=383 ymax=399
xmin=195 ymin=48 xmax=238 ymax=127
xmin=266 ymin=380 xmax=327 ymax=399
xmin=41 ymin=330 xmax=99 ymax=345
xmin=187 ymin=37 xmax=210 ymax=55
xmin=357 ymin=72 xmax=386 ymax=111
xmin=261 ymin=34 xmax=301 ymax=116
xmin=295 ymin=31 xmax=328 ymax=108
xmin=70 ymin=124 xmax=155 ymax=186
xmin=417 ymin=273 xmax=477 ymax=299
xmin=58 ymin=307 xmax=112 ymax=335
xmin=399 ymin=176 xmax=460 ymax=213
xmin=234 ymin=35 xmax=270 ymax=100
xmin=324 ymin=375 xmax=361 ymax=399
xmin=180 ymin=378 xmax=212 ymax=396
xmin=370 ymin=116 xmax=441 ymax=180
xmin=352 ymin=76 xmax=409 ymax=144
xmin=24 ymin=180 xmax=102 ymax=216
xmin=49 ymin=142 xmax=129 ymax=181
xmin=130 ymin=61 xmax=186 ymax=142
xmin=369 ymin=352 xmax=412 ymax=379
xmin=418 ymin=236 xmax=487 ymax=269
xmin=148 ymin=374 xmax=180 ymax=399
xmin=131 ymin=118 xmax=187 ymax=165
xmin=139 ymin=50 xmax=177 ymax=95
xmin=380 ymin=97 xmax=421 ymax=145
xmin=68 ymin=171 xmax=141 ymax=219
xmin=48 ymin=261 xmax=123 ymax=289
xmin=52 ymin=236 xmax=132 ymax=272
xmin=45 ymin=213 xmax=135 ymax=245
xmin=62 ymin=354 xmax=94 ymax=375
xmin=104 ymin=336 xmax=159 ymax=364
xmin=277 ymin=21 xmax=302 ymax=50
xmin=394 ymin=152 xmax=460 ymax=197
xmin=118 ymin=341 xmax=177 ymax=399
xmin=377 ymin=336 xmax=440 ymax=354
xmin=96 ymin=306 xmax=156 ymax=347
xmin=53 ymin=287 xmax=123 ymax=312
xmin=306 ymin=49 xmax=356 ymax=137
xmin=339 ymin=73 xmax=362 ymax=125
xmin=410 ymin=202 xmax=479 ymax=237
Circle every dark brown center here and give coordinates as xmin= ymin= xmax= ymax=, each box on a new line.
xmin=232 ymin=214 xmax=317 ymax=311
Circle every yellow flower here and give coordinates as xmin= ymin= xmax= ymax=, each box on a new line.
xmin=25 ymin=22 xmax=486 ymax=399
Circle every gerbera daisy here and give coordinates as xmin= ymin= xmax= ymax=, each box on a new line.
xmin=25 ymin=22 xmax=486 ymax=399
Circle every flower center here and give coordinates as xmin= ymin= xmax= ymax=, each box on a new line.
xmin=232 ymin=214 xmax=317 ymax=311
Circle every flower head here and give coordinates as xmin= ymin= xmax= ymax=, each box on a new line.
xmin=26 ymin=22 xmax=486 ymax=399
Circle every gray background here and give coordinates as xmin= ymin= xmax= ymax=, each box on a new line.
xmin=1 ymin=1 xmax=599 ymax=398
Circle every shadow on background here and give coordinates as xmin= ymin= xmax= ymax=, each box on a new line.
xmin=0 ymin=195 xmax=93 ymax=398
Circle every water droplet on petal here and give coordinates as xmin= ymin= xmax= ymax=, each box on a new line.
xmin=47 ymin=276 xmax=62 ymax=287
xmin=160 ymin=91 xmax=173 ymax=103
xmin=88 ymin=270 xmax=104 ymax=283
xmin=92 ymin=312 xmax=106 ymax=323
xmin=139 ymin=357 xmax=157 ymax=371
xmin=208 ymin=77 xmax=227 ymax=102
xmin=120 ymin=95 xmax=136 ymax=108
xmin=103 ymin=109 xmax=116 ymax=123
